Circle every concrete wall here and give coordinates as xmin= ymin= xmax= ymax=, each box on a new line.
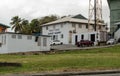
xmin=0 ymin=34 xmax=50 ymax=54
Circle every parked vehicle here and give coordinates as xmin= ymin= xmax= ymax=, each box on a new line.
xmin=106 ymin=38 xmax=116 ymax=45
xmin=118 ymin=38 xmax=120 ymax=43
xmin=76 ymin=40 xmax=94 ymax=47
xmin=52 ymin=40 xmax=63 ymax=45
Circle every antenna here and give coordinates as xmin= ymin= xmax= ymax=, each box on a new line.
xmin=88 ymin=0 xmax=102 ymax=31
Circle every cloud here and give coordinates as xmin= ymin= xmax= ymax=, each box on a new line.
xmin=0 ymin=0 xmax=109 ymax=27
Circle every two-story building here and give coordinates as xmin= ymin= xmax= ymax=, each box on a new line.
xmin=42 ymin=14 xmax=107 ymax=45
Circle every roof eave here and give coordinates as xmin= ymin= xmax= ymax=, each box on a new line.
xmin=0 ymin=23 xmax=10 ymax=28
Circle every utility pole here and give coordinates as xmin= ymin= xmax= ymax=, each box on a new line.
xmin=94 ymin=0 xmax=97 ymax=31
xmin=88 ymin=0 xmax=102 ymax=31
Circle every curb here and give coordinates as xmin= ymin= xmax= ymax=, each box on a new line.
xmin=32 ymin=70 xmax=120 ymax=76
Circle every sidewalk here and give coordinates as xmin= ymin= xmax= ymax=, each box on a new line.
xmin=51 ymin=44 xmax=115 ymax=51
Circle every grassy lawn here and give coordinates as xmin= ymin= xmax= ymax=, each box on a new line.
xmin=0 ymin=45 xmax=120 ymax=74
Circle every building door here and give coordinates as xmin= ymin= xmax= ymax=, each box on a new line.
xmin=81 ymin=35 xmax=84 ymax=40
xmin=75 ymin=35 xmax=78 ymax=45
xmin=91 ymin=34 xmax=95 ymax=42
xmin=69 ymin=32 xmax=72 ymax=44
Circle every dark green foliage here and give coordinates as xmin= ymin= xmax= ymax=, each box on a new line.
xmin=39 ymin=15 xmax=59 ymax=25
xmin=10 ymin=16 xmax=22 ymax=33
xmin=10 ymin=15 xmax=59 ymax=34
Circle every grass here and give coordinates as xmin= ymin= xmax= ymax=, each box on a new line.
xmin=0 ymin=45 xmax=120 ymax=74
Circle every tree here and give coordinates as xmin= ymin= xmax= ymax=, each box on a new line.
xmin=30 ymin=19 xmax=41 ymax=33
xmin=10 ymin=15 xmax=59 ymax=34
xmin=10 ymin=16 xmax=22 ymax=33
xmin=21 ymin=19 xmax=32 ymax=34
xmin=39 ymin=15 xmax=59 ymax=25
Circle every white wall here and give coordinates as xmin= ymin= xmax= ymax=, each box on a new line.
xmin=0 ymin=34 xmax=8 ymax=53
xmin=42 ymin=23 xmax=90 ymax=44
xmin=42 ymin=23 xmax=70 ymax=44
xmin=39 ymin=36 xmax=51 ymax=51
xmin=0 ymin=34 xmax=50 ymax=54
xmin=42 ymin=22 xmax=106 ymax=45
xmin=72 ymin=32 xmax=100 ymax=45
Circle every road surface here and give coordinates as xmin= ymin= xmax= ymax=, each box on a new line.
xmin=74 ymin=73 xmax=120 ymax=76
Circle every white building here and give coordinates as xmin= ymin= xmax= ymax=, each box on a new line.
xmin=42 ymin=14 xmax=107 ymax=45
xmin=0 ymin=33 xmax=51 ymax=54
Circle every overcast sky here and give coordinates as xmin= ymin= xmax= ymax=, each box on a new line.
xmin=0 ymin=0 xmax=109 ymax=28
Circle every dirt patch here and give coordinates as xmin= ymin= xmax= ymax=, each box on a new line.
xmin=0 ymin=62 xmax=22 ymax=67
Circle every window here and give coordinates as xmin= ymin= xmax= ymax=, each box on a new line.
xmin=61 ymin=24 xmax=63 ymax=28
xmin=12 ymin=35 xmax=16 ymax=39
xmin=43 ymin=38 xmax=47 ymax=46
xmin=4 ymin=35 xmax=6 ymax=44
xmin=55 ymin=35 xmax=58 ymax=40
xmin=53 ymin=35 xmax=55 ymax=40
xmin=0 ymin=43 xmax=2 ymax=47
xmin=46 ymin=26 xmax=48 ymax=30
xmin=38 ymin=37 xmax=41 ymax=46
xmin=18 ymin=35 xmax=22 ymax=39
xmin=72 ymin=23 xmax=75 ymax=28
xmin=51 ymin=37 xmax=53 ymax=40
xmin=53 ymin=35 xmax=58 ymax=40
xmin=2 ymin=29 xmax=5 ymax=33
xmin=79 ymin=24 xmax=82 ymax=28
xmin=61 ymin=34 xmax=64 ymax=38
xmin=81 ymin=35 xmax=84 ymax=40
xmin=99 ymin=26 xmax=101 ymax=29
xmin=86 ymin=24 xmax=88 ymax=29
xmin=2 ymin=36 xmax=3 ymax=44
xmin=27 ymin=36 xmax=32 ymax=40
xmin=2 ymin=35 xmax=6 ymax=45
xmin=35 ymin=36 xmax=38 ymax=42
xmin=53 ymin=25 xmax=56 ymax=29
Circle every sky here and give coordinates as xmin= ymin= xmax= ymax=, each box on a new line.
xmin=0 ymin=0 xmax=109 ymax=30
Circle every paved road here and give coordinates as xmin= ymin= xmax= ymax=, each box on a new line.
xmin=2 ymin=73 xmax=120 ymax=76
xmin=74 ymin=73 xmax=120 ymax=76
xmin=31 ymin=70 xmax=120 ymax=76
xmin=2 ymin=72 xmax=120 ymax=76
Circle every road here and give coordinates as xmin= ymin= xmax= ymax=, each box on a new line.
xmin=74 ymin=73 xmax=120 ymax=76
xmin=2 ymin=73 xmax=120 ymax=76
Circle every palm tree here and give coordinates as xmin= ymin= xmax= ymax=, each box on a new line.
xmin=10 ymin=16 xmax=22 ymax=33
xmin=10 ymin=15 xmax=59 ymax=34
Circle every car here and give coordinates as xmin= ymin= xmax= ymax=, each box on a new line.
xmin=106 ymin=39 xmax=116 ymax=45
xmin=52 ymin=40 xmax=63 ymax=45
xmin=76 ymin=40 xmax=94 ymax=47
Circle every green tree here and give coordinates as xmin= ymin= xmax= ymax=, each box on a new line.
xmin=30 ymin=19 xmax=41 ymax=33
xmin=21 ymin=19 xmax=32 ymax=34
xmin=10 ymin=16 xmax=22 ymax=33
xmin=10 ymin=15 xmax=59 ymax=34
xmin=39 ymin=15 xmax=59 ymax=25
